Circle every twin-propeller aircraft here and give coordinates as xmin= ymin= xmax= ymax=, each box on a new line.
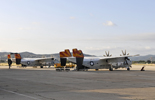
xmin=7 ymin=48 xmax=139 ymax=71
xmin=8 ymin=53 xmax=59 ymax=68
xmin=60 ymin=48 xmax=139 ymax=71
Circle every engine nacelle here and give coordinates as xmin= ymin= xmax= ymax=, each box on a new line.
xmin=111 ymin=62 xmax=124 ymax=67
xmin=117 ymin=62 xmax=124 ymax=66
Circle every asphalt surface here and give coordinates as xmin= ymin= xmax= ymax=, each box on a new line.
xmin=0 ymin=65 xmax=155 ymax=100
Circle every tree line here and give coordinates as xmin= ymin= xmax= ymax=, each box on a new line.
xmin=132 ymin=60 xmax=155 ymax=64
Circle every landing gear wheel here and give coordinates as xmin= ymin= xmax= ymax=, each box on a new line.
xmin=84 ymin=69 xmax=88 ymax=71
xmin=127 ymin=67 xmax=130 ymax=71
xmin=65 ymin=69 xmax=70 ymax=71
xmin=56 ymin=69 xmax=60 ymax=71
xmin=109 ymin=66 xmax=113 ymax=71
xmin=40 ymin=66 xmax=43 ymax=68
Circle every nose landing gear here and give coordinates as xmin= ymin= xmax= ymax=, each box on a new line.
xmin=127 ymin=67 xmax=130 ymax=71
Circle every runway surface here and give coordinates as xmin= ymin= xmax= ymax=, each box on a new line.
xmin=0 ymin=65 xmax=155 ymax=100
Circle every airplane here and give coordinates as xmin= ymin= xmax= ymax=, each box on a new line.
xmin=8 ymin=53 xmax=59 ymax=68
xmin=59 ymin=48 xmax=139 ymax=71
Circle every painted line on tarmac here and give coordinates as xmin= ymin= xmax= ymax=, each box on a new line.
xmin=0 ymin=88 xmax=41 ymax=100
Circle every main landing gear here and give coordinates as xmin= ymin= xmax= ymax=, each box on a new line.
xmin=127 ymin=67 xmax=130 ymax=71
xmin=109 ymin=66 xmax=113 ymax=71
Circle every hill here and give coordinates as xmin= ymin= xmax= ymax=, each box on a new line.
xmin=0 ymin=52 xmax=154 ymax=62
xmin=130 ymin=55 xmax=155 ymax=61
xmin=0 ymin=52 xmax=95 ymax=62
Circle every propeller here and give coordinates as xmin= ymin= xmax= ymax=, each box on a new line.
xmin=122 ymin=50 xmax=126 ymax=56
xmin=103 ymin=51 xmax=112 ymax=57
xmin=121 ymin=50 xmax=129 ymax=56
xmin=121 ymin=50 xmax=131 ymax=65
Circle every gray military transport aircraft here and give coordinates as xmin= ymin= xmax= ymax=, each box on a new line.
xmin=8 ymin=53 xmax=59 ymax=68
xmin=59 ymin=48 xmax=139 ymax=71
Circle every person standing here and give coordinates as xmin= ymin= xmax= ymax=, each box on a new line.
xmin=7 ymin=54 xmax=12 ymax=69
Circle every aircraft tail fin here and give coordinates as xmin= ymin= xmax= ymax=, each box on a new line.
xmin=60 ymin=49 xmax=72 ymax=58
xmin=59 ymin=49 xmax=71 ymax=66
xmin=15 ymin=53 xmax=22 ymax=64
xmin=73 ymin=48 xmax=84 ymax=58
xmin=72 ymin=48 xmax=84 ymax=70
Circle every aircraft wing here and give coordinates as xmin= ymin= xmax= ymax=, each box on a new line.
xmin=98 ymin=54 xmax=140 ymax=60
xmin=32 ymin=57 xmax=55 ymax=63
xmin=34 ymin=57 xmax=60 ymax=66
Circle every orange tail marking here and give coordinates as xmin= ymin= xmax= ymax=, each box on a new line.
xmin=15 ymin=54 xmax=21 ymax=59
xmin=64 ymin=49 xmax=71 ymax=57
xmin=73 ymin=48 xmax=78 ymax=57
xmin=60 ymin=49 xmax=71 ymax=58
xmin=73 ymin=48 xmax=84 ymax=58
xmin=8 ymin=54 xmax=11 ymax=59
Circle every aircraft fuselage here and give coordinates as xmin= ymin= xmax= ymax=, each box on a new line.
xmin=21 ymin=58 xmax=56 ymax=67
xmin=68 ymin=57 xmax=132 ymax=69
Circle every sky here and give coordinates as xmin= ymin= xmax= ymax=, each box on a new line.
xmin=0 ymin=0 xmax=155 ymax=56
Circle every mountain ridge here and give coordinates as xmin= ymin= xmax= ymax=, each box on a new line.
xmin=0 ymin=51 xmax=154 ymax=62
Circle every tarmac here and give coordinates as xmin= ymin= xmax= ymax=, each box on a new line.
xmin=0 ymin=65 xmax=155 ymax=100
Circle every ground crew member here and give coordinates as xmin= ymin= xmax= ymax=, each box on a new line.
xmin=141 ymin=66 xmax=145 ymax=71
xmin=8 ymin=59 xmax=12 ymax=69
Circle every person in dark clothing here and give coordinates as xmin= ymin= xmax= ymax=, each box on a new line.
xmin=8 ymin=59 xmax=12 ymax=69
xmin=141 ymin=66 xmax=145 ymax=71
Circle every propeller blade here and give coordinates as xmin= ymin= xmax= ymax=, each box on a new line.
xmin=122 ymin=50 xmax=124 ymax=55
xmin=122 ymin=50 xmax=128 ymax=55
xmin=105 ymin=51 xmax=108 ymax=56
xmin=125 ymin=50 xmax=126 ymax=55
xmin=105 ymin=51 xmax=112 ymax=57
